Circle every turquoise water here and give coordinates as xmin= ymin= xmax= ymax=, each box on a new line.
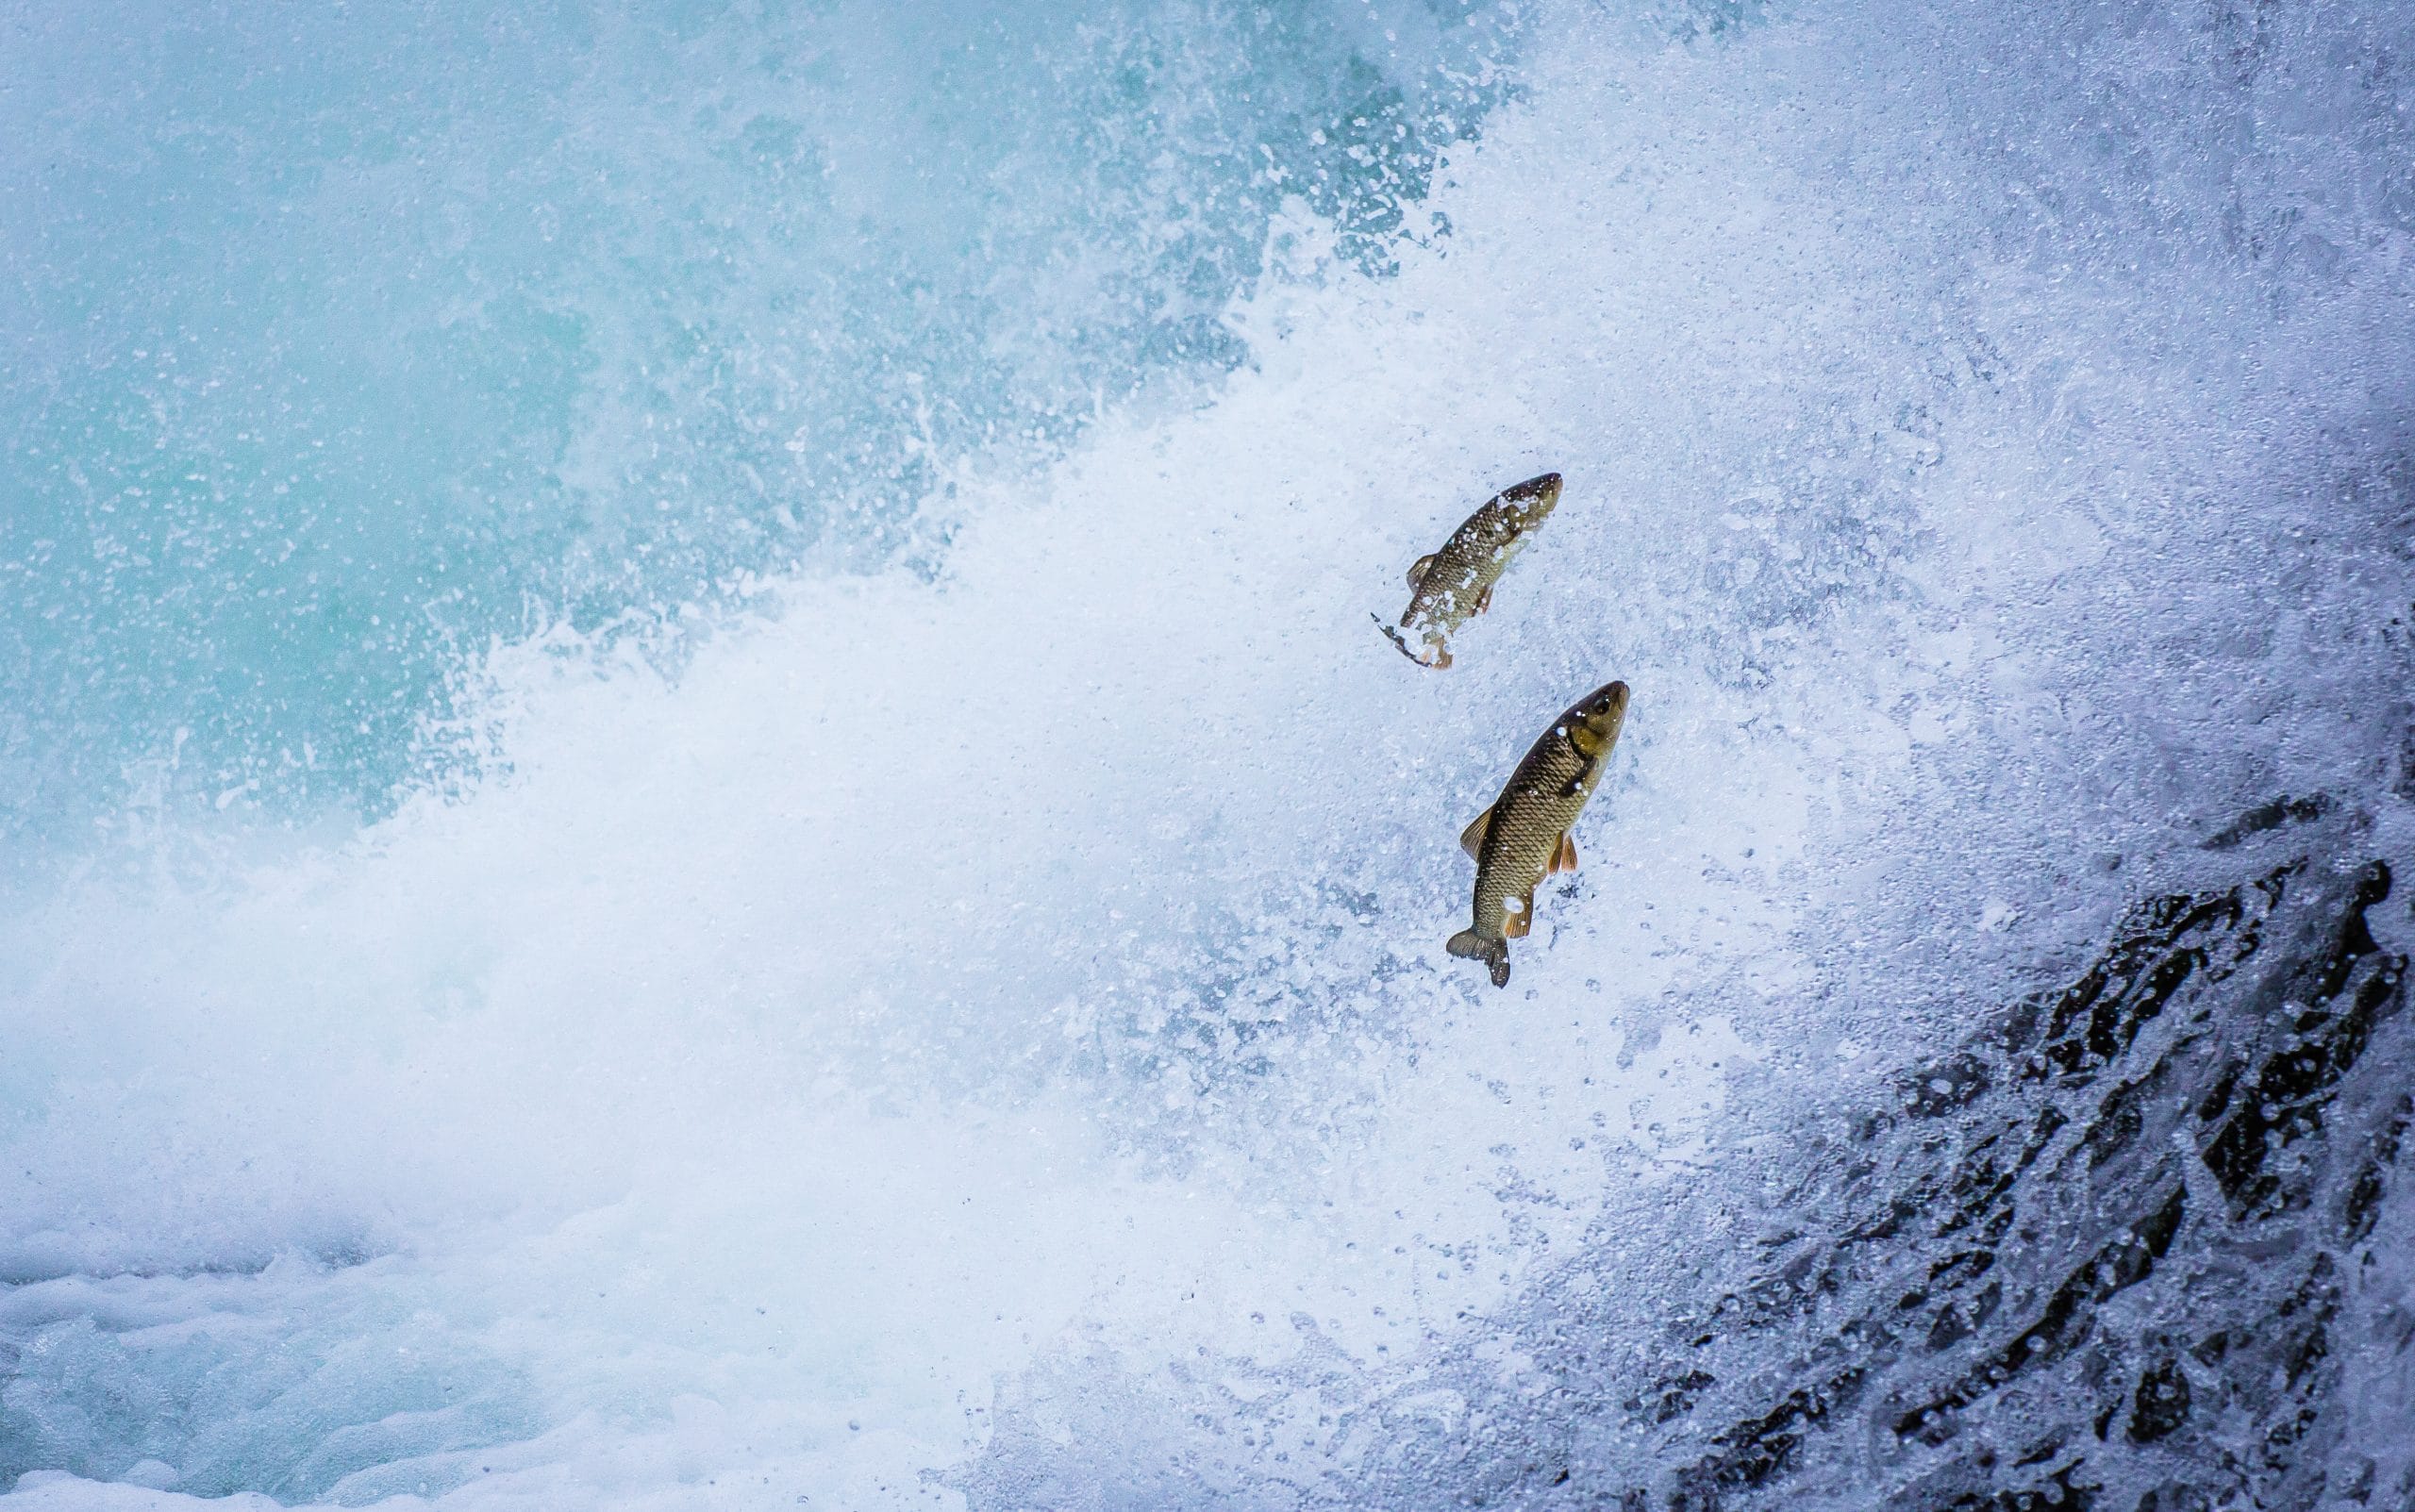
xmin=1 ymin=0 xmax=1509 ymax=865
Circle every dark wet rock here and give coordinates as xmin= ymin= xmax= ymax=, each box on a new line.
xmin=1348 ymin=821 xmax=2414 ymax=1511
xmin=955 ymin=810 xmax=2414 ymax=1512
xmin=1449 ymin=830 xmax=2415 ymax=1497
xmin=2200 ymin=795 xmax=2336 ymax=852
xmin=2126 ymin=1356 xmax=2190 ymax=1445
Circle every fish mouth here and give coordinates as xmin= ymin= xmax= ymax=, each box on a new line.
xmin=1585 ymin=679 xmax=1630 ymax=725
xmin=1502 ymin=471 xmax=1562 ymax=520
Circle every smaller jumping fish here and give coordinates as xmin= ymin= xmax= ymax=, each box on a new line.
xmin=1447 ymin=679 xmax=1629 ymax=988
xmin=1375 ymin=472 xmax=1563 ymax=670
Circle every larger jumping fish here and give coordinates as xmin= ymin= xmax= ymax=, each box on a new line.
xmin=1447 ymin=680 xmax=1629 ymax=988
xmin=1375 ymin=472 xmax=1563 ymax=669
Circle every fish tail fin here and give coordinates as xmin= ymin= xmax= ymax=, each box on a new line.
xmin=1447 ymin=929 xmax=1511 ymax=988
xmin=1373 ymin=614 xmax=1441 ymax=668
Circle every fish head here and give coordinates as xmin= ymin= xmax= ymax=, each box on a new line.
xmin=1497 ymin=472 xmax=1563 ymax=533
xmin=1577 ymin=679 xmax=1629 ymax=741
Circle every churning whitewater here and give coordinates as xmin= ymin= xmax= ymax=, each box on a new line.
xmin=4 ymin=0 xmax=2413 ymax=1508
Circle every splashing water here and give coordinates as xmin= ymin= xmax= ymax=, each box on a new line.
xmin=0 ymin=0 xmax=1511 ymax=863
xmin=4 ymin=0 xmax=2413 ymax=1507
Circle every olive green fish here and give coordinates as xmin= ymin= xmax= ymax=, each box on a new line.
xmin=1374 ymin=472 xmax=1563 ymax=670
xmin=1447 ymin=679 xmax=1630 ymax=988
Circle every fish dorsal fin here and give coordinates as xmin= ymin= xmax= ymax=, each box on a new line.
xmin=1407 ymin=553 xmax=1438 ymax=589
xmin=1459 ymin=806 xmax=1494 ymax=858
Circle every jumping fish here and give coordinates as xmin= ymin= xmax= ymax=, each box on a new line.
xmin=1447 ymin=679 xmax=1629 ymax=988
xmin=1374 ymin=472 xmax=1563 ymax=669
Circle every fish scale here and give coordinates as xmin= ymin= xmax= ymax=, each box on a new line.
xmin=1449 ymin=681 xmax=1630 ymax=987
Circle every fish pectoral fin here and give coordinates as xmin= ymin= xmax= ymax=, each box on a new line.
xmin=1458 ymin=806 xmax=1495 ymax=859
xmin=1474 ymin=584 xmax=1493 ymax=614
xmin=1550 ymin=832 xmax=1577 ymax=874
xmin=1407 ymin=553 xmax=1439 ymax=589
xmin=1504 ymin=895 xmax=1534 ymax=939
